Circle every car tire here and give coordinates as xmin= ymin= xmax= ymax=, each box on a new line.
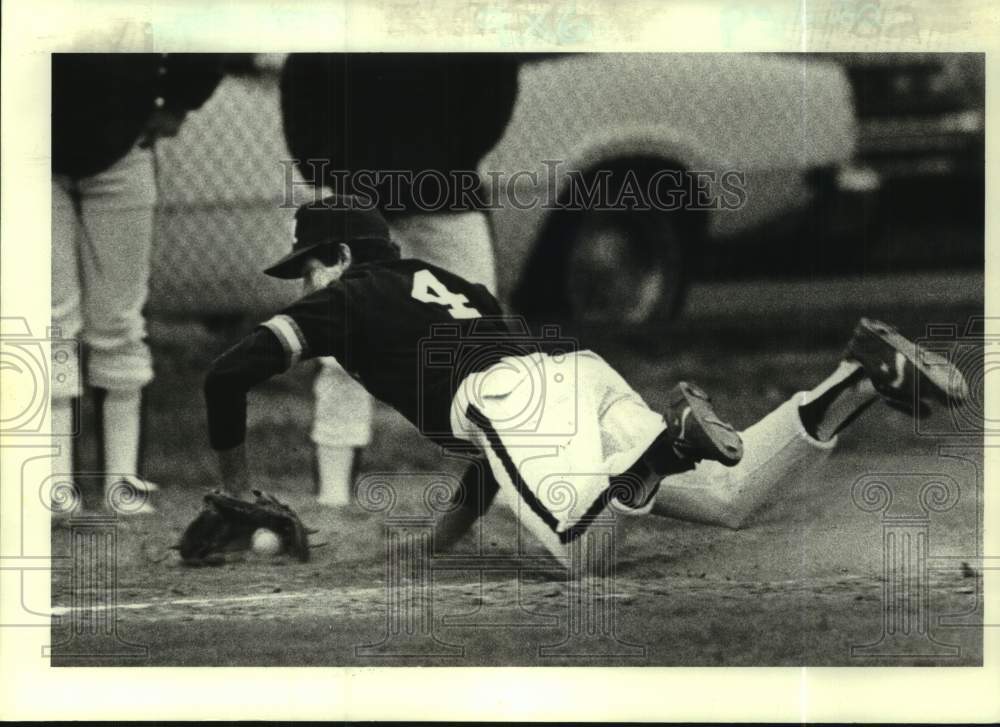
xmin=514 ymin=207 xmax=691 ymax=329
xmin=563 ymin=208 xmax=688 ymax=326
xmin=512 ymin=158 xmax=697 ymax=329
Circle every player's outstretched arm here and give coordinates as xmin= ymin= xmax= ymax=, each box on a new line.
xmin=216 ymin=444 xmax=250 ymax=497
xmin=203 ymin=287 xmax=348 ymax=497
xmin=204 ymin=327 xmax=292 ymax=496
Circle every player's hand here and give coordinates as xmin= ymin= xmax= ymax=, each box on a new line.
xmin=137 ymin=108 xmax=188 ymax=148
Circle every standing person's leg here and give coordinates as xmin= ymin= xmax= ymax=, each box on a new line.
xmin=76 ymin=146 xmax=158 ymax=513
xmin=51 ymin=175 xmax=84 ymax=513
xmin=311 ymin=359 xmax=372 ymax=505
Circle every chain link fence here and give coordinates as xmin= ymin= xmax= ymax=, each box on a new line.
xmin=146 ymin=53 xmax=975 ymax=319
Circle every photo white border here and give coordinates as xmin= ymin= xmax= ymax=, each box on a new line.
xmin=1 ymin=0 xmax=997 ymax=721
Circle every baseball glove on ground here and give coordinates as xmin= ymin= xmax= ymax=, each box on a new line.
xmin=177 ymin=490 xmax=312 ymax=566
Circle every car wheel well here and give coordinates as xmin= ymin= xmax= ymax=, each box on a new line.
xmin=512 ymin=156 xmax=705 ymax=323
xmin=552 ymin=156 xmax=706 ymax=235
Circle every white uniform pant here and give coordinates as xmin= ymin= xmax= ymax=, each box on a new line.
xmin=51 ymin=146 xmax=156 ymax=399
xmin=311 ymin=210 xmax=497 ymax=447
xmin=451 ymin=351 xmax=669 ymax=558
xmin=456 ymin=356 xmax=837 ymax=558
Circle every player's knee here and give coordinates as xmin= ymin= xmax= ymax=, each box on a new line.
xmin=717 ymin=502 xmax=752 ymax=530
xmin=86 ymin=339 xmax=153 ymax=391
xmin=51 ymin=337 xmax=82 ymax=401
xmin=82 ymin=307 xmax=145 ymax=344
xmin=51 ymin=305 xmax=82 ymax=341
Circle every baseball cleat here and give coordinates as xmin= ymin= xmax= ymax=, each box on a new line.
xmin=847 ymin=317 xmax=970 ymax=413
xmin=665 ymin=382 xmax=743 ymax=467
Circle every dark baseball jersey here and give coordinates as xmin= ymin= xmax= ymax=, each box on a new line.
xmin=204 ymin=259 xmax=527 ymax=451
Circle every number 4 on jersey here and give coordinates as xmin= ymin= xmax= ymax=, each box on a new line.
xmin=410 ymin=269 xmax=482 ymax=319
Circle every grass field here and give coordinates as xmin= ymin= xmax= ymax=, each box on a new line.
xmin=50 ymin=271 xmax=985 ymax=666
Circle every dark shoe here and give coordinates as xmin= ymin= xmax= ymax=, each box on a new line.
xmin=664 ymin=382 xmax=743 ymax=467
xmin=847 ymin=318 xmax=970 ymax=413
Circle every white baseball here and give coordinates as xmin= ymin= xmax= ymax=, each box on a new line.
xmin=251 ymin=528 xmax=282 ymax=556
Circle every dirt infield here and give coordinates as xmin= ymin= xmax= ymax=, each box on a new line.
xmin=50 ymin=273 xmax=985 ymax=666
xmin=49 ymin=447 xmax=984 ymax=666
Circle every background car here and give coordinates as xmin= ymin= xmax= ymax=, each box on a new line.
xmin=483 ymin=53 xmax=868 ymax=326
xmin=826 ymin=53 xmax=985 ymax=272
xmin=146 ymin=53 xmax=885 ymax=326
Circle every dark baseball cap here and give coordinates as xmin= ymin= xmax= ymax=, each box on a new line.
xmin=264 ymin=195 xmax=392 ymax=279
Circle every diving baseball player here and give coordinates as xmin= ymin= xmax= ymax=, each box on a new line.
xmin=200 ymin=196 xmax=969 ymax=559
xmin=280 ymin=54 xmax=520 ymax=505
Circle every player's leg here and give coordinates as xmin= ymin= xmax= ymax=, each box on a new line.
xmin=76 ymin=147 xmax=158 ymax=513
xmin=433 ymin=455 xmax=500 ymax=552
xmin=51 ymin=174 xmax=84 ymax=515
xmin=605 ymin=381 xmax=744 ymax=511
xmin=651 ymin=394 xmax=835 ymax=528
xmin=451 ymin=350 xmax=745 ymax=560
xmin=800 ymin=317 xmax=970 ymax=434
xmin=565 ymin=367 xmax=747 ymax=542
xmin=312 ymin=358 xmax=372 ymax=506
xmin=652 ymin=317 xmax=971 ymax=529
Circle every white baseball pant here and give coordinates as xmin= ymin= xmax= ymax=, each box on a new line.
xmin=450 ymin=350 xmax=668 ymax=559
xmin=451 ymin=353 xmax=837 ymax=559
xmin=51 ymin=145 xmax=156 ymax=398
